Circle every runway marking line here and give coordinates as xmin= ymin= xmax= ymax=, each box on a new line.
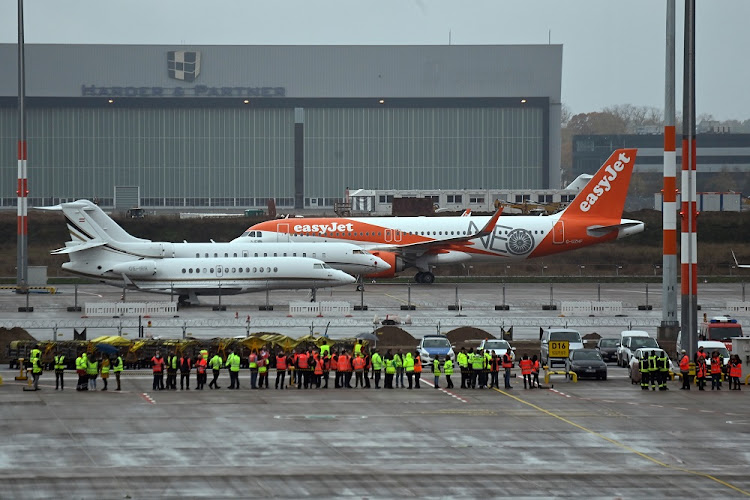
xmin=421 ymin=380 xmax=468 ymax=403
xmin=140 ymin=392 xmax=156 ymax=405
xmin=491 ymin=387 xmax=750 ymax=497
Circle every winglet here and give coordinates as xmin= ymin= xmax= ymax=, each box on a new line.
xmin=475 ymin=207 xmax=503 ymax=238
xmin=732 ymin=250 xmax=739 ymax=266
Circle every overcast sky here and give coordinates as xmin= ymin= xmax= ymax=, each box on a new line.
xmin=1 ymin=0 xmax=748 ymax=121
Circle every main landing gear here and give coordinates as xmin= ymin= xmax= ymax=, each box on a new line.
xmin=414 ymin=272 xmax=435 ymax=284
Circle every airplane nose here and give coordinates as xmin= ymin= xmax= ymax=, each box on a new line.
xmin=339 ymin=271 xmax=357 ymax=284
xmin=373 ymin=256 xmax=391 ymax=270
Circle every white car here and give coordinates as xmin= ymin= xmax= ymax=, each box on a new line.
xmin=478 ymin=339 xmax=515 ymax=360
xmin=628 ymin=348 xmax=674 ymax=384
xmin=616 ymin=330 xmax=650 ymax=366
xmin=416 ymin=335 xmax=454 ymax=365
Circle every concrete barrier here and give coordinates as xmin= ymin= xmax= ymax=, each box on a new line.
xmin=84 ymin=302 xmax=178 ymax=316
xmin=561 ymin=301 xmax=623 ymax=316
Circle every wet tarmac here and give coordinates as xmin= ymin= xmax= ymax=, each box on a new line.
xmin=1 ymin=281 xmax=749 ymax=498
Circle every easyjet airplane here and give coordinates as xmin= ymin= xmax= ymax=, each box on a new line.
xmin=245 ymin=149 xmax=644 ymax=284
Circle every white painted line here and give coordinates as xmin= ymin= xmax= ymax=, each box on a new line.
xmin=140 ymin=392 xmax=156 ymax=405
xmin=421 ymin=380 xmax=468 ymax=403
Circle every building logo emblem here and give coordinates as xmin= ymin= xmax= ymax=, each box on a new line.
xmin=168 ymin=51 xmax=201 ymax=82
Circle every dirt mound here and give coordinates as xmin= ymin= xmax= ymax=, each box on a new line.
xmin=582 ymin=332 xmax=602 ymax=340
xmin=0 ymin=327 xmax=36 ymax=363
xmin=374 ymin=327 xmax=416 ymax=347
xmin=446 ymin=327 xmax=495 ymax=344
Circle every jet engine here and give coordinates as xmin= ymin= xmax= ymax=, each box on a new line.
xmin=366 ymin=251 xmax=406 ymax=278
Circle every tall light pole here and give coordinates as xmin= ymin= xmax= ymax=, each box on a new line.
xmin=681 ymin=0 xmax=698 ymax=357
xmin=16 ymin=0 xmax=29 ymax=290
xmin=660 ymin=0 xmax=679 ymax=339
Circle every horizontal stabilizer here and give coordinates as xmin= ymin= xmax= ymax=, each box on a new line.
xmin=50 ymin=240 xmax=106 ymax=255
xmin=586 ymin=221 xmax=642 ymax=237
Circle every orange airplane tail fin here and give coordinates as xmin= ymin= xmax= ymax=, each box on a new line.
xmin=561 ymin=148 xmax=637 ymax=221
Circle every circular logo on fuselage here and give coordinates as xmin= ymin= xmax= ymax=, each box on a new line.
xmin=506 ymin=229 xmax=534 ymax=255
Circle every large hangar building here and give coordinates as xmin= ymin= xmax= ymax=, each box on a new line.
xmin=0 ymin=44 xmax=562 ymax=210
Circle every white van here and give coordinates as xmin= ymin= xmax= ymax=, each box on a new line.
xmin=617 ymin=330 xmax=651 ymax=367
xmin=675 ymin=335 xmax=730 ymax=366
xmin=540 ymin=328 xmax=583 ymax=368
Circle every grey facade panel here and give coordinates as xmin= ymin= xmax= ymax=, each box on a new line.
xmin=0 ymin=44 xmax=562 ymax=100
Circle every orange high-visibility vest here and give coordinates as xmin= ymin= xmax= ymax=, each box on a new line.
xmin=519 ymin=359 xmax=532 ymax=375
xmin=298 ymin=353 xmax=309 ymax=369
xmin=679 ymin=355 xmax=690 ymax=371
xmin=730 ymin=362 xmax=742 ymax=378
xmin=414 ymin=357 xmax=422 ymax=373
xmin=276 ymin=355 xmax=287 ymax=371
xmin=710 ymin=357 xmax=722 ymax=374
xmin=352 ymin=356 xmax=365 ymax=371
xmin=338 ymin=355 xmax=351 ymax=372
xmin=314 ymin=358 xmax=323 ymax=375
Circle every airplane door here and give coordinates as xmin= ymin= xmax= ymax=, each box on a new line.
xmin=394 ymin=230 xmax=402 ymax=242
xmin=385 ymin=229 xmax=392 ymax=242
xmin=552 ymin=221 xmax=564 ymax=244
xmin=276 ymin=223 xmax=290 ymax=242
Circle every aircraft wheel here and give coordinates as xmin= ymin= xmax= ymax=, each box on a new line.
xmin=414 ymin=272 xmax=424 ymax=283
xmin=421 ymin=272 xmax=435 ymax=284
xmin=356 ymin=284 xmax=364 ymax=292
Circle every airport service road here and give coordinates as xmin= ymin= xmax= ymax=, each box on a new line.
xmin=1 ymin=368 xmax=749 ymax=499
xmin=0 ymin=282 xmax=747 ymax=341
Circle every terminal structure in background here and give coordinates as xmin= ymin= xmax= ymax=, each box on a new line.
xmin=0 ymin=44 xmax=562 ymax=211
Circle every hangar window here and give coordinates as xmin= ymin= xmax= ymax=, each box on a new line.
xmin=470 ymin=196 xmax=484 ymax=204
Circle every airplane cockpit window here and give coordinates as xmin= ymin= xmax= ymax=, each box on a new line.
xmin=353 ymin=249 xmax=364 ymax=254
xmin=322 ymin=263 xmax=332 ymax=269
xmin=314 ymin=263 xmax=324 ymax=269
xmin=257 ymin=231 xmax=262 ymax=237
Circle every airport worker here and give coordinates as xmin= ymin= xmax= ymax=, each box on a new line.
xmin=444 ymin=355 xmax=454 ymax=389
xmin=710 ymin=351 xmax=722 ymax=390
xmin=657 ymin=351 xmax=670 ymax=391
xmin=471 ymin=349 xmax=485 ymax=389
xmin=679 ymin=350 xmax=691 ymax=390
xmin=466 ymin=348 xmax=476 ymax=388
xmin=227 ymin=349 xmax=241 ymax=389
xmin=313 ymin=354 xmax=324 ymax=388
xmin=371 ymin=349 xmax=383 ymax=389
xmin=502 ymin=350 xmax=513 ymax=389
xmin=150 ymin=351 xmax=164 ymax=391
xmin=100 ymin=356 xmax=110 ymax=391
xmin=531 ymin=354 xmax=540 ymax=389
xmin=352 ymin=352 xmax=366 ymax=388
xmin=179 ymin=353 xmax=191 ymax=390
xmin=694 ymin=345 xmax=707 ymax=363
xmin=76 ymin=352 xmax=88 ymax=391
xmin=729 ymin=355 xmax=742 ymax=390
xmin=257 ymin=355 xmax=268 ymax=389
xmin=340 ymin=350 xmax=353 ymax=389
xmin=393 ymin=351 xmax=403 ymax=388
xmin=433 ymin=356 xmax=441 ymax=388
xmin=639 ymin=353 xmax=650 ymax=391
xmin=384 ymin=355 xmax=395 ymax=389
xmin=403 ymin=352 xmax=415 ymax=389
xmin=362 ymin=348 xmax=371 ymax=388
xmin=30 ymin=344 xmax=42 ymax=391
xmin=208 ymin=351 xmax=223 ymax=389
xmin=166 ymin=351 xmax=178 ymax=390
xmin=520 ymin=354 xmax=533 ymax=389
xmin=195 ymin=355 xmax=207 ymax=390
xmin=320 ymin=341 xmax=331 ymax=357
xmin=248 ymin=349 xmax=259 ymax=389
xmin=87 ymin=354 xmax=100 ymax=391
xmin=354 ymin=339 xmax=363 ymax=356
xmin=297 ymin=349 xmax=310 ymax=389
xmin=113 ymin=353 xmax=124 ymax=391
xmin=457 ymin=347 xmax=469 ymax=389
xmin=647 ymin=351 xmax=658 ymax=391
xmin=696 ymin=357 xmax=707 ymax=391
xmin=330 ymin=350 xmax=339 ymax=388
xmin=54 ymin=347 xmax=65 ymax=391
xmin=321 ymin=351 xmax=331 ymax=389
xmin=413 ymin=351 xmax=422 ymax=389
xmin=275 ymin=350 xmax=287 ymax=389
xmin=489 ymin=353 xmax=500 ymax=389
xmin=483 ymin=349 xmax=492 ymax=388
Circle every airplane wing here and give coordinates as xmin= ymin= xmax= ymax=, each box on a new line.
xmin=373 ymin=207 xmax=503 ymax=255
xmin=732 ymin=250 xmax=750 ymax=269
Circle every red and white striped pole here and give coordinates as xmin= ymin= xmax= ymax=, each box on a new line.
xmin=16 ymin=0 xmax=29 ymax=289
xmin=661 ymin=0 xmax=678 ymax=333
xmin=680 ymin=0 xmax=698 ymax=356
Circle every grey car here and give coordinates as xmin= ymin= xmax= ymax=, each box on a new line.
xmin=595 ymin=338 xmax=619 ymax=362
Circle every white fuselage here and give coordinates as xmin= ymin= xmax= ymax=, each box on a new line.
xmin=62 ymin=255 xmax=355 ymax=295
